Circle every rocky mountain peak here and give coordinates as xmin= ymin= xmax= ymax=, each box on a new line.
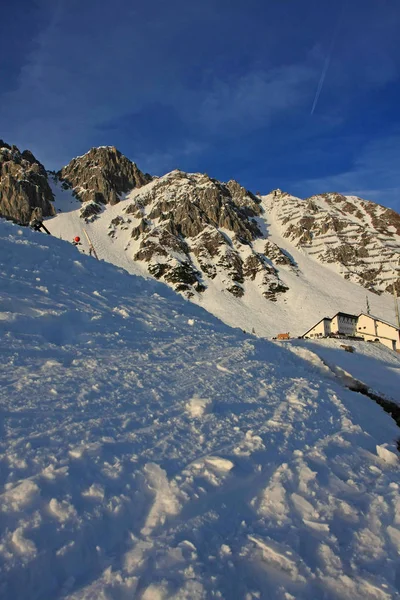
xmin=104 ymin=170 xmax=294 ymax=299
xmin=3 ymin=139 xmax=399 ymax=306
xmin=58 ymin=146 xmax=152 ymax=213
xmin=0 ymin=140 xmax=55 ymax=224
xmin=263 ymin=191 xmax=400 ymax=294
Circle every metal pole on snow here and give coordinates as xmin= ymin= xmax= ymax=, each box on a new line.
xmin=83 ymin=228 xmax=99 ymax=260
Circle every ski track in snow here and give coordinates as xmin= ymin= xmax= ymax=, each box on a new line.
xmin=1 ymin=221 xmax=400 ymax=599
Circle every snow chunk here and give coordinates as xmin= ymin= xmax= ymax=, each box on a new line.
xmin=255 ymin=479 xmax=289 ymax=522
xmin=376 ymin=444 xmax=398 ymax=466
xmin=234 ymin=430 xmax=265 ymax=456
xmin=303 ymin=519 xmax=330 ymax=532
xmin=1 ymin=480 xmax=40 ymax=512
xmin=291 ymin=493 xmax=319 ymax=520
xmin=12 ymin=527 xmax=37 ymax=557
xmin=113 ymin=306 xmax=130 ymax=318
xmin=248 ymin=535 xmax=305 ymax=582
xmin=142 ymin=583 xmax=169 ymax=599
xmin=216 ymin=364 xmax=234 ymax=374
xmin=141 ymin=463 xmax=181 ymax=536
xmin=204 ymin=456 xmax=234 ymax=472
xmin=387 ymin=526 xmax=400 ymax=551
xmin=219 ymin=544 xmax=232 ymax=557
xmin=185 ymin=395 xmax=212 ymax=417
xmin=0 ymin=312 xmax=14 ymax=321
xmin=48 ymin=498 xmax=78 ymax=522
xmin=82 ymin=483 xmax=105 ymax=501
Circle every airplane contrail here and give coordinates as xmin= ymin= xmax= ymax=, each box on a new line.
xmin=311 ymin=6 xmax=343 ymax=115
xmin=310 ymin=47 xmax=333 ymax=115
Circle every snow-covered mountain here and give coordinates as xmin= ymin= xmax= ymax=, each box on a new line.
xmin=1 ymin=141 xmax=400 ymax=336
xmin=42 ymin=146 xmax=399 ymax=337
xmin=1 ymin=219 xmax=400 ymax=599
xmin=264 ymin=189 xmax=400 ymax=294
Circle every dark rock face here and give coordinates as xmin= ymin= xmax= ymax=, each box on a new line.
xmin=242 ymin=253 xmax=289 ymax=300
xmin=0 ymin=140 xmax=55 ymax=224
xmin=59 ymin=146 xmax=152 ymax=209
xmin=80 ymin=201 xmax=103 ymax=220
xmin=265 ymin=190 xmax=400 ymax=294
xmin=109 ymin=170 xmax=290 ymax=300
xmin=264 ymin=240 xmax=298 ymax=269
xmin=126 ymin=171 xmax=263 ymax=297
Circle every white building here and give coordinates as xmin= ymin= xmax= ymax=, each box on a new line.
xmin=302 ymin=311 xmax=400 ymax=351
xmin=356 ymin=313 xmax=400 ymax=351
xmin=302 ymin=317 xmax=332 ymax=339
xmin=302 ymin=312 xmax=357 ymax=340
xmin=330 ymin=312 xmax=358 ymax=336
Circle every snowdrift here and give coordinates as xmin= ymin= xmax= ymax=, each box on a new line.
xmin=1 ymin=220 xmax=400 ymax=600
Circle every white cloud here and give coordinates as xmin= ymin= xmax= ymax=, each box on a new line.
xmin=197 ymin=65 xmax=315 ymax=131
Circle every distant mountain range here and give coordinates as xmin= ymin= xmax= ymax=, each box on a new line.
xmin=1 ymin=141 xmax=399 ymax=336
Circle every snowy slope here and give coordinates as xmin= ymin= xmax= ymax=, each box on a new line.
xmin=1 ymin=219 xmax=400 ymax=599
xmin=46 ymin=176 xmax=399 ymax=339
xmin=289 ymin=338 xmax=400 ymax=405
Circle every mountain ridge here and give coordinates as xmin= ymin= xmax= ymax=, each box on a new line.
xmin=1 ymin=141 xmax=399 ymax=335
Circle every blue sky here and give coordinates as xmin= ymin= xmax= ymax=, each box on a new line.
xmin=1 ymin=0 xmax=400 ymax=209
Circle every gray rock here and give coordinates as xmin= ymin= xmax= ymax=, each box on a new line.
xmin=268 ymin=190 xmax=400 ymax=294
xmin=0 ymin=141 xmax=55 ymax=224
xmin=59 ymin=146 xmax=152 ymax=211
xmin=106 ymin=171 xmax=291 ymax=300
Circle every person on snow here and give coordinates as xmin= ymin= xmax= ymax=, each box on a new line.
xmin=29 ymin=207 xmax=51 ymax=234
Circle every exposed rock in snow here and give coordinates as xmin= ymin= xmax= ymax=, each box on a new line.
xmin=263 ymin=190 xmax=400 ymax=294
xmin=0 ymin=140 xmax=55 ymax=224
xmin=59 ymin=145 xmax=151 ymax=207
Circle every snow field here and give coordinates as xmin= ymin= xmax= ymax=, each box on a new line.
xmin=1 ymin=221 xmax=400 ymax=599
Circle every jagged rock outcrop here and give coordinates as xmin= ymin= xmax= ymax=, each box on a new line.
xmin=59 ymin=146 xmax=152 ymax=208
xmin=107 ymin=170 xmax=289 ymax=299
xmin=0 ymin=140 xmax=55 ymax=224
xmin=264 ymin=240 xmax=298 ymax=270
xmin=242 ymin=253 xmax=289 ymax=300
xmin=263 ymin=190 xmax=400 ymax=294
